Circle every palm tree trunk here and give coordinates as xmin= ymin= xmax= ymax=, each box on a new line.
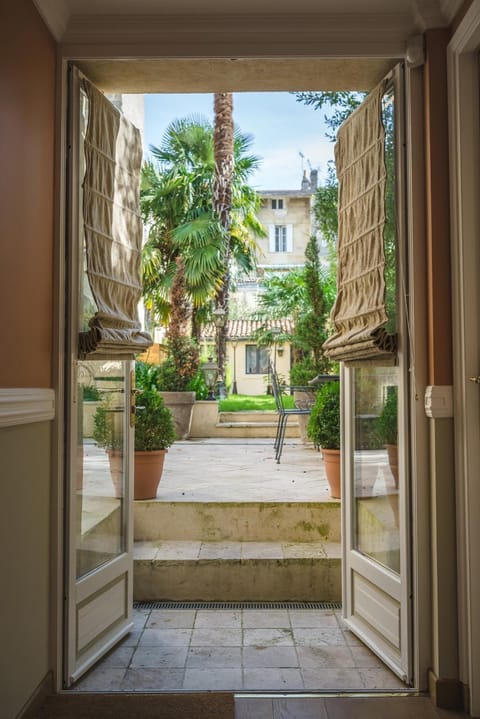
xmin=213 ymin=92 xmax=234 ymax=381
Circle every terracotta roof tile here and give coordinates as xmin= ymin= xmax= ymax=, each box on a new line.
xmin=201 ymin=318 xmax=294 ymax=340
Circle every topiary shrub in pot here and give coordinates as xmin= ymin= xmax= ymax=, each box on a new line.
xmin=134 ymin=379 xmax=176 ymax=500
xmin=307 ymin=380 xmax=341 ymax=498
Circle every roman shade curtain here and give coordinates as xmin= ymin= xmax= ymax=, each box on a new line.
xmin=79 ymin=79 xmax=152 ymax=359
xmin=323 ymin=79 xmax=396 ymax=363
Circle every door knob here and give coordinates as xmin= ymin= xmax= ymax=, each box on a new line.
xmin=469 ymin=376 xmax=480 ymax=383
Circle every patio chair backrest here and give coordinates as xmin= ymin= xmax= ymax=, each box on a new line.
xmin=269 ymin=361 xmax=286 ymax=413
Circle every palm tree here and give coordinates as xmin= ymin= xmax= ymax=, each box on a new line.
xmin=141 ymin=115 xmax=265 ymax=344
xmin=213 ymin=92 xmax=234 ymax=380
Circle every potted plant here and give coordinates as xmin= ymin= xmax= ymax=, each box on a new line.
xmin=134 ymin=364 xmax=176 ymax=500
xmin=156 ymin=337 xmax=199 ymax=439
xmin=307 ymin=380 xmax=341 ymax=498
xmin=375 ymin=386 xmax=398 ymax=487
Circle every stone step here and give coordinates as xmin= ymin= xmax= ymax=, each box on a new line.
xmin=190 ymin=403 xmax=300 ymax=439
xmin=134 ymin=500 xmax=341 ymax=543
xmin=133 ymin=540 xmax=341 ymax=602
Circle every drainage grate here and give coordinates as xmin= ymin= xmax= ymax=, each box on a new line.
xmin=133 ymin=600 xmax=342 ymax=610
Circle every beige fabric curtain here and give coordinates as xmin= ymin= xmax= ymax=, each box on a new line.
xmin=323 ymin=79 xmax=396 ymax=363
xmin=79 ymin=79 xmax=152 ymax=359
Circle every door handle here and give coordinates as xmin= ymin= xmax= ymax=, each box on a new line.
xmin=469 ymin=376 xmax=480 ymax=384
xmin=130 ymin=370 xmax=141 ymax=427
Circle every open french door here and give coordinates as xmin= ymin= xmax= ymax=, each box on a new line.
xmin=63 ymin=67 xmax=136 ymax=686
xmin=341 ymin=66 xmax=412 ymax=683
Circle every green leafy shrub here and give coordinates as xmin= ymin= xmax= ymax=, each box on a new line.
xmin=290 ymin=358 xmax=320 ymax=386
xmin=93 ymin=402 xmax=122 ymax=451
xmin=82 ymin=384 xmax=102 ymax=401
xmin=375 ymin=386 xmax=397 ymax=446
xmin=135 ymin=361 xmax=176 ymax=450
xmin=307 ymin=380 xmax=340 ymax=449
xmin=156 ymin=337 xmax=199 ymax=391
xmin=134 ymin=389 xmax=176 ymax=451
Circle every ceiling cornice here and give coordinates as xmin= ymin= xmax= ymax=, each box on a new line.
xmin=62 ymin=12 xmax=411 ymax=58
xmin=439 ymin=0 xmax=465 ymax=23
xmin=32 ymin=0 xmax=70 ymax=40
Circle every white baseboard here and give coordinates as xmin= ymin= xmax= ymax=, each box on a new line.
xmin=0 ymin=388 xmax=55 ymax=428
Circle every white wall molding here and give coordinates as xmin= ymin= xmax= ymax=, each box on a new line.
xmin=0 ymin=388 xmax=55 ymax=428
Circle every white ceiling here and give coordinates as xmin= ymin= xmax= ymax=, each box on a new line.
xmin=32 ymin=0 xmax=462 ymax=92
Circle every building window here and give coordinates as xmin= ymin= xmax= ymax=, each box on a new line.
xmin=271 ymin=198 xmax=284 ymax=210
xmin=275 ymin=225 xmax=287 ymax=252
xmin=246 ymin=345 xmax=269 ymax=374
xmin=268 ymin=224 xmax=293 ymax=253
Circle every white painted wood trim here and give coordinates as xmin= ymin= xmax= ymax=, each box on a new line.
xmin=0 ymin=388 xmax=55 ymax=428
xmin=448 ymin=2 xmax=480 ymax=712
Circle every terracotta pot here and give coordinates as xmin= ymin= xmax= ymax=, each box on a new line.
xmin=386 ymin=443 xmax=399 ymax=488
xmin=134 ymin=449 xmax=167 ymax=500
xmin=160 ymin=391 xmax=196 ymax=440
xmin=321 ymin=447 xmax=341 ymax=499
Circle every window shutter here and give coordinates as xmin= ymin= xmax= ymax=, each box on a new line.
xmin=286 ymin=225 xmax=293 ymax=252
xmin=268 ymin=225 xmax=276 ymax=252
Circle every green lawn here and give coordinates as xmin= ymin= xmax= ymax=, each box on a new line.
xmin=218 ymin=393 xmax=296 ymax=412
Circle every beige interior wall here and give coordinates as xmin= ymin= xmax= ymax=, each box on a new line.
xmin=0 ymin=2 xmax=56 ymax=718
xmin=0 ymin=422 xmax=52 ymax=719
xmin=0 ymin=0 xmax=56 ymax=388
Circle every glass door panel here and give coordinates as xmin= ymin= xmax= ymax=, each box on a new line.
xmin=64 ymin=66 xmax=134 ymax=687
xmin=76 ymin=360 xmax=127 ymax=578
xmin=353 ymin=366 xmax=399 ymax=573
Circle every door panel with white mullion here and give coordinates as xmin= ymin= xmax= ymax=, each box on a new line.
xmin=64 ymin=66 xmax=134 ymax=687
xmin=342 ymin=65 xmax=412 ymax=683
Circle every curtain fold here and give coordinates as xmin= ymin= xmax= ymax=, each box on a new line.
xmin=79 ymin=79 xmax=152 ymax=359
xmin=323 ymin=79 xmax=396 ymax=364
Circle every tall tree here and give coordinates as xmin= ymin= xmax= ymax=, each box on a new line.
xmin=141 ymin=115 xmax=264 ymax=341
xmin=213 ymin=92 xmax=234 ymax=381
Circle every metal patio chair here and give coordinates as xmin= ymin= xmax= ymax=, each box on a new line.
xmin=269 ymin=362 xmax=314 ymax=463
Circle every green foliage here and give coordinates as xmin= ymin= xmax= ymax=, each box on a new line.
xmin=218 ymin=394 xmax=295 ymax=412
xmin=313 ymin=162 xmax=339 ymax=257
xmin=93 ymin=402 xmax=123 ymax=451
xmin=156 ymin=337 xmax=199 ymax=391
xmin=186 ymin=369 xmax=209 ymax=400
xmin=375 ymin=386 xmax=398 ymax=446
xmin=141 ymin=116 xmax=265 ymax=332
xmin=134 ymin=388 xmax=176 ymax=451
xmin=307 ymin=381 xmax=341 ymax=450
xmin=134 ymin=361 xmax=176 ymax=451
xmin=293 ymin=236 xmax=332 ymax=373
xmin=82 ymin=384 xmax=102 ymax=402
xmin=289 ymin=358 xmax=320 ymax=386
xmin=293 ymin=91 xmax=365 ymax=141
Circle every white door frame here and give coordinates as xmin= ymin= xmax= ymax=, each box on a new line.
xmin=51 ymin=51 xmax=432 ymax=693
xmin=448 ymin=3 xmax=480 ymax=714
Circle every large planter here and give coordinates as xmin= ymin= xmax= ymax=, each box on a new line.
xmin=160 ymin=391 xmax=196 ymax=440
xmin=293 ymin=389 xmax=313 ymax=444
xmin=134 ymin=449 xmax=167 ymax=500
xmin=321 ymin=447 xmax=341 ymax=499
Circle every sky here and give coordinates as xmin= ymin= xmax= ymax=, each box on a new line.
xmin=144 ymin=92 xmax=335 ymax=192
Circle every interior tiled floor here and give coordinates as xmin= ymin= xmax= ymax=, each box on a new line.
xmin=72 ymin=606 xmax=407 ymax=692
xmin=235 ymin=696 xmax=468 ymax=719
